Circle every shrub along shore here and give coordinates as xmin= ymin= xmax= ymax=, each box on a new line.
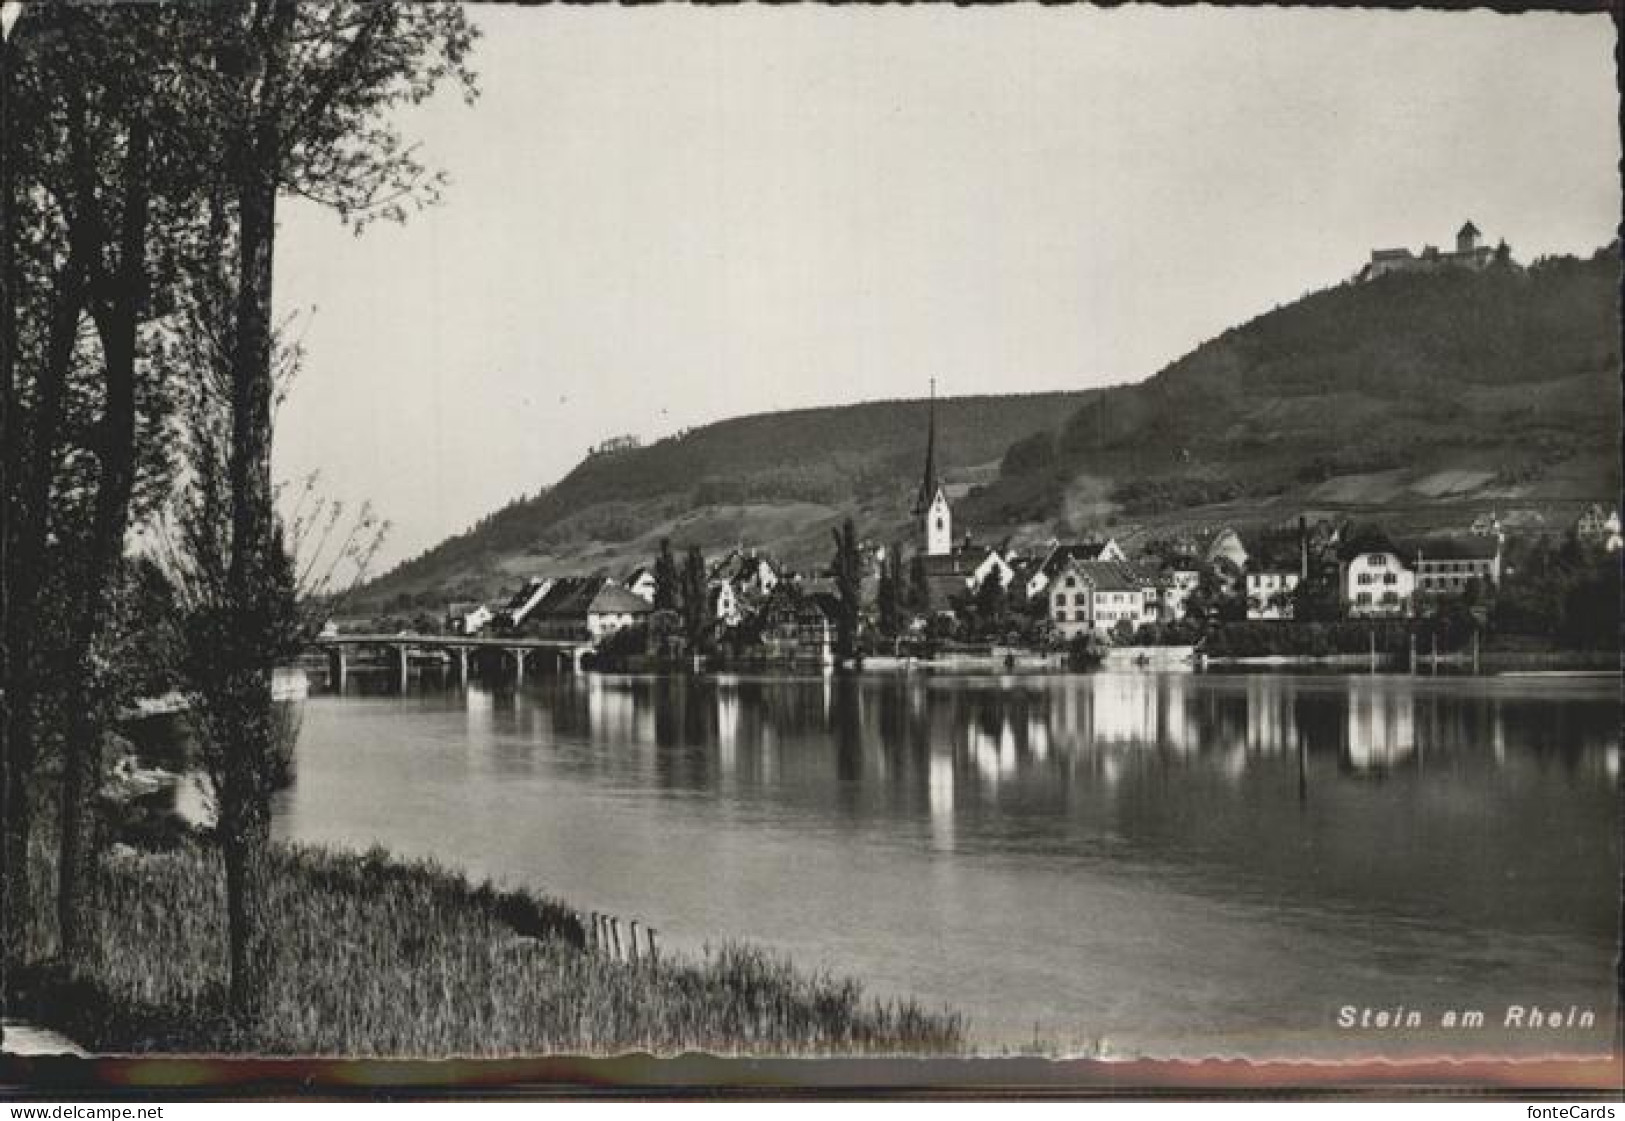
xmin=14 ymin=836 xmax=966 ymax=1056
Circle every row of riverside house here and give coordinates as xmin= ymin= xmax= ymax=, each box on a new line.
xmin=442 ymin=501 xmax=1619 ymax=651
xmin=443 ymin=367 xmax=1622 ymax=650
xmin=903 ymin=390 xmax=1622 ymax=643
xmin=1030 ymin=503 xmax=1618 ymax=643
xmin=443 ymin=545 xmax=818 ymax=646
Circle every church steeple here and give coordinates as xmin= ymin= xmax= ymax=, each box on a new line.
xmin=913 ymin=379 xmax=939 ymax=517
xmin=914 ymin=380 xmax=953 ymax=557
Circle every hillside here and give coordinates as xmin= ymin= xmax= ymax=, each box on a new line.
xmin=360 ymin=391 xmax=1095 ymax=608
xmin=360 ymin=246 xmax=1620 ymax=611
xmin=963 ymin=246 xmax=1621 ymax=546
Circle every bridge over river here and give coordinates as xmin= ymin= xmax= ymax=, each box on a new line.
xmin=313 ymin=633 xmax=596 ymax=691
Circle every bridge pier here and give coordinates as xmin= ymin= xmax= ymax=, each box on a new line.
xmin=455 ymin=647 xmax=469 ymax=690
xmin=510 ymin=648 xmax=529 ymax=689
xmin=396 ymin=645 xmax=410 ymax=693
xmin=327 ymin=647 xmax=348 ymax=694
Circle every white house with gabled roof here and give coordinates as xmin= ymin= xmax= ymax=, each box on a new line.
xmin=1047 ymin=559 xmax=1149 ymax=641
xmin=1340 ymin=530 xmax=1414 ymax=618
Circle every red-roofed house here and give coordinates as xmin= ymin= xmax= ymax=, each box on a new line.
xmin=518 ymin=576 xmax=651 ymax=640
xmin=1047 ymin=558 xmax=1153 ymax=640
xmin=587 ymin=582 xmax=655 ymax=641
xmin=1024 ymin=539 xmax=1127 ymax=599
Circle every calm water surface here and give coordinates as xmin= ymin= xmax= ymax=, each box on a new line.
xmin=262 ymin=670 xmax=1620 ymax=1057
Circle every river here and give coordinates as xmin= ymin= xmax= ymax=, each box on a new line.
xmin=179 ymin=668 xmax=1622 ymax=1058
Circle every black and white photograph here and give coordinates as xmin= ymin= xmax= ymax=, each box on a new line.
xmin=0 ymin=0 xmax=1619 ymax=1096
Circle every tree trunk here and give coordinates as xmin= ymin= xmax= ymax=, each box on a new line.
xmin=218 ymin=677 xmax=273 ymax=1024
xmin=214 ymin=178 xmax=280 ymax=1022
xmin=55 ymin=710 xmax=104 ymax=964
xmin=3 ymin=247 xmax=88 ymax=967
xmin=215 ymin=0 xmax=292 ymax=1022
xmin=57 ymin=117 xmax=149 ymax=967
xmin=0 ymin=664 xmax=33 ymax=974
xmin=224 ymin=807 xmax=272 ymax=1023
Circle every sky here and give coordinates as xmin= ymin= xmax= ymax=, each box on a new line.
xmin=271 ymin=5 xmax=1620 ymax=571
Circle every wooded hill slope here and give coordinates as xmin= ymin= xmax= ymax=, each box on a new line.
xmin=360 ymin=391 xmax=1094 ymax=608
xmin=967 ymin=246 xmax=1620 ymax=534
xmin=359 ymin=245 xmax=1620 ymax=611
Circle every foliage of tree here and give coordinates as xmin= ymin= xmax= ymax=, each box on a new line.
xmin=595 ymin=621 xmax=649 ymax=661
xmin=652 ymin=538 xmax=679 ymax=612
xmin=3 ymin=0 xmax=207 ymax=967
xmin=679 ymin=545 xmax=709 ymax=651
xmin=1288 ymin=564 xmax=1344 ymax=623
xmin=3 ymin=0 xmax=475 ymax=1022
xmin=875 ymin=547 xmax=902 ymax=638
xmin=951 ymin=569 xmax=1015 ymax=643
xmin=164 ymin=0 xmax=472 ymax=1024
xmin=1202 ymin=619 xmax=1417 ymax=658
xmin=829 ymin=519 xmax=862 ymax=661
xmin=1129 ymin=619 xmax=1205 ymax=647
xmin=906 ymin=551 xmax=931 ymax=616
xmin=1493 ymin=534 xmax=1620 ymax=651
xmin=1183 ymin=561 xmax=1246 ymax=624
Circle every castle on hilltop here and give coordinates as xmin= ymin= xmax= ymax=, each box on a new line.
xmin=587 ymin=434 xmax=642 ymax=458
xmin=1358 ymin=220 xmax=1512 ymax=282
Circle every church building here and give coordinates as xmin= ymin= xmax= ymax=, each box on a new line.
xmin=910 ymin=384 xmax=1013 ymax=607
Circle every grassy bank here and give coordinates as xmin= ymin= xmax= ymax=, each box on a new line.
xmin=16 ymin=839 xmax=966 ymax=1056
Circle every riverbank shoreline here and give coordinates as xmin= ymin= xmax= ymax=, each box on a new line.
xmin=1197 ymin=651 xmax=1620 ymax=672
xmin=340 ymin=639 xmax=1615 ymax=686
xmin=14 ymin=834 xmax=967 ymax=1057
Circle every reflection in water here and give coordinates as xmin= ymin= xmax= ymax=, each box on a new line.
xmin=428 ymin=669 xmax=1620 ymax=916
xmin=273 ymin=670 xmax=1620 ymax=1057
xmin=1346 ymin=678 xmax=1416 ymax=771
xmin=928 ymin=751 xmax=954 ymax=852
xmin=555 ymin=672 xmax=1620 ymax=795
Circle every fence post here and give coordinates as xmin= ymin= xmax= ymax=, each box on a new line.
xmin=627 ymin=920 xmax=641 ymax=965
xmin=646 ymin=926 xmax=658 ymax=966
xmin=609 ymin=917 xmax=623 ymax=962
